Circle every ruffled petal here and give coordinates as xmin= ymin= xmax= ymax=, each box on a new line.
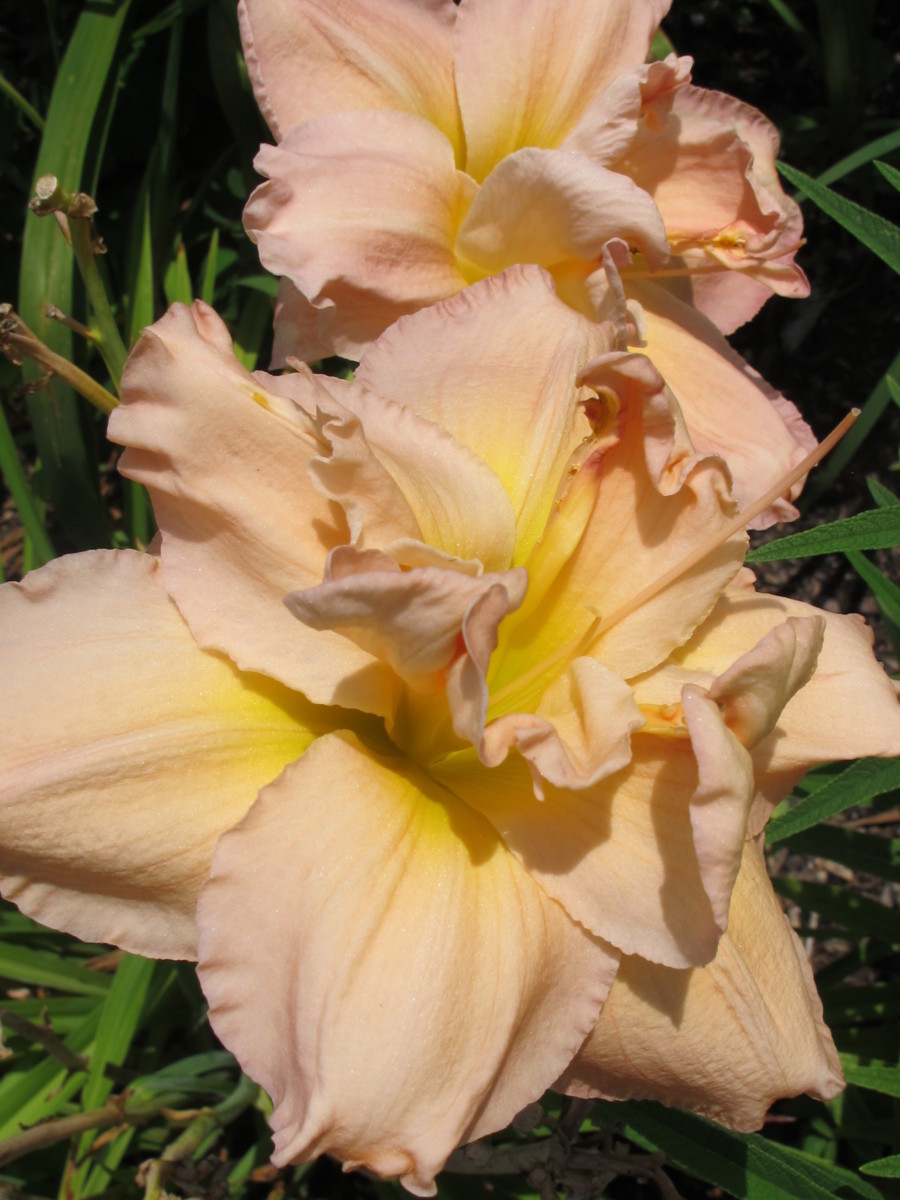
xmin=456 ymin=147 xmax=670 ymax=277
xmin=616 ymin=84 xmax=808 ymax=318
xmin=455 ymin=0 xmax=672 ymax=182
xmin=198 ymin=731 xmax=617 ymax=1194
xmin=562 ymin=54 xmax=693 ymax=166
xmin=626 ymin=280 xmax=817 ymax=526
xmin=110 ymin=301 xmax=392 ymax=714
xmin=480 ymin=658 xmax=645 ymax=792
xmin=0 ymin=551 xmax=318 ymax=959
xmin=666 ymin=582 xmax=900 ymax=821
xmin=560 ymin=838 xmax=844 ymax=1129
xmin=305 ymin=373 xmax=517 ymax=571
xmin=287 ymin=546 xmax=527 ymax=693
xmin=271 ymin=279 xmax=336 ymax=367
xmin=356 ymin=266 xmax=611 ymax=562
xmin=238 ymin=0 xmax=462 ymax=151
xmin=704 ymin=615 xmax=824 ymax=746
xmin=245 ymin=111 xmax=476 ymax=360
xmin=435 ymin=691 xmax=754 ymax=971
xmin=497 ymin=352 xmax=744 ymax=687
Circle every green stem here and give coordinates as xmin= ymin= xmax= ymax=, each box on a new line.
xmin=1 ymin=306 xmax=118 ymax=415
xmin=0 ymin=1100 xmax=126 ymax=1167
xmin=0 ymin=70 xmax=45 ymax=131
xmin=68 ymin=216 xmax=129 ymax=390
xmin=142 ymin=1075 xmax=259 ymax=1200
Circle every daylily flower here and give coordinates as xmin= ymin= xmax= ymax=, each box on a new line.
xmin=239 ymin=0 xmax=815 ymax=525
xmin=2 ymin=270 xmax=898 ymax=1193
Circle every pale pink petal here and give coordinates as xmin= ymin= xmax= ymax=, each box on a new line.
xmin=435 ymin=692 xmax=754 ymax=970
xmin=245 ymin=111 xmax=475 ymax=360
xmin=301 ymin=395 xmax=422 ymax=550
xmin=684 ymin=270 xmax=777 ymax=336
xmin=561 ymin=838 xmax=844 ymax=1129
xmin=562 ymin=54 xmax=693 ymax=166
xmin=668 ymin=584 xmax=900 ymax=822
xmin=683 ymin=87 xmax=809 ymax=309
xmin=271 ymin=279 xmax=336 ymax=367
xmin=626 ymin=281 xmax=816 ymax=526
xmin=634 ymin=610 xmax=831 ymax=899
xmin=0 ymin=551 xmax=318 ymax=960
xmin=356 ymin=266 xmax=612 ymax=561
xmin=481 ymin=659 xmax=645 ymax=792
xmin=498 ymin=352 xmax=744 ymax=687
xmin=705 ymin=615 xmax=824 ymax=746
xmin=616 ymin=85 xmax=808 ymax=320
xmin=287 ymin=545 xmax=527 ymax=693
xmin=304 ymin=373 xmax=518 ymax=571
xmin=111 ymin=301 xmax=393 ymax=714
xmin=456 ymin=148 xmax=670 ymax=278
xmin=198 ymin=732 xmax=618 ymax=1193
xmin=681 ymin=685 xmax=756 ymax=935
xmin=238 ymin=0 xmax=462 ymax=150
xmin=455 ymin=0 xmax=672 ymax=182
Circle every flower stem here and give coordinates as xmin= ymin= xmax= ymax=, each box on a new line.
xmin=0 ymin=305 xmax=118 ymax=415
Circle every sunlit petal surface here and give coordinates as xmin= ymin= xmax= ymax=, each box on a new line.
xmin=3 ymin=272 xmax=899 ymax=1190
xmin=560 ymin=838 xmax=844 ymax=1128
xmin=240 ymin=0 xmax=815 ymax=515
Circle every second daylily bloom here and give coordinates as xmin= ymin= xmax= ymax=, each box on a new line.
xmin=2 ymin=270 xmax=899 ymax=1192
xmin=239 ymin=0 xmax=815 ymax=525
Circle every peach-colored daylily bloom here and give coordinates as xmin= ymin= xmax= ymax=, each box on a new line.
xmin=2 ymin=271 xmax=899 ymax=1193
xmin=239 ymin=0 xmax=814 ymax=526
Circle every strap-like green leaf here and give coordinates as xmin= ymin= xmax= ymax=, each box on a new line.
xmin=18 ymin=0 xmax=132 ymax=549
xmin=867 ymin=475 xmax=900 ymax=507
xmin=591 ymin=1102 xmax=880 ymax=1200
xmin=70 ymin=954 xmax=157 ymax=1196
xmin=875 ymin=159 xmax=900 ymax=194
xmin=782 ymin=824 xmax=900 ymax=883
xmin=771 ymin=877 xmax=900 ymax=944
xmin=747 ymin=506 xmax=900 ymax=561
xmin=777 ymin=160 xmax=900 ymax=275
xmin=846 ymin=548 xmax=900 ymax=628
xmin=841 ymin=1054 xmax=900 ymax=1098
xmin=0 ymin=940 xmax=110 ymax=997
xmin=860 ymin=1154 xmax=900 ymax=1179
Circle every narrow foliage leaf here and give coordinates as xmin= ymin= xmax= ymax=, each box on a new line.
xmin=783 ymin=824 xmax=900 ymax=884
xmin=767 ymin=758 xmax=900 ymax=843
xmin=867 ymin=476 xmax=899 ymax=507
xmin=747 ymin=507 xmax=900 ymax=561
xmin=590 ymin=1102 xmax=874 ymax=1200
xmin=0 ymin=941 xmax=111 ymax=996
xmin=846 ymin=549 xmax=900 ymax=628
xmin=860 ymin=1154 xmax=900 ymax=1179
xmin=875 ymin=159 xmax=900 ymax=194
xmin=817 ymin=132 xmax=900 ymax=188
xmin=18 ymin=0 xmax=132 ymax=549
xmin=771 ymin=878 xmax=900 ymax=944
xmin=841 ymin=1055 xmax=900 ymax=1099
xmin=777 ymin=160 xmax=900 ymax=275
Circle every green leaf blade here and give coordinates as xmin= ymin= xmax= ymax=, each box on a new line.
xmin=777 ymin=160 xmax=900 ymax=275
xmin=747 ymin=507 xmax=900 ymax=562
xmin=766 ymin=758 xmax=900 ymax=843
